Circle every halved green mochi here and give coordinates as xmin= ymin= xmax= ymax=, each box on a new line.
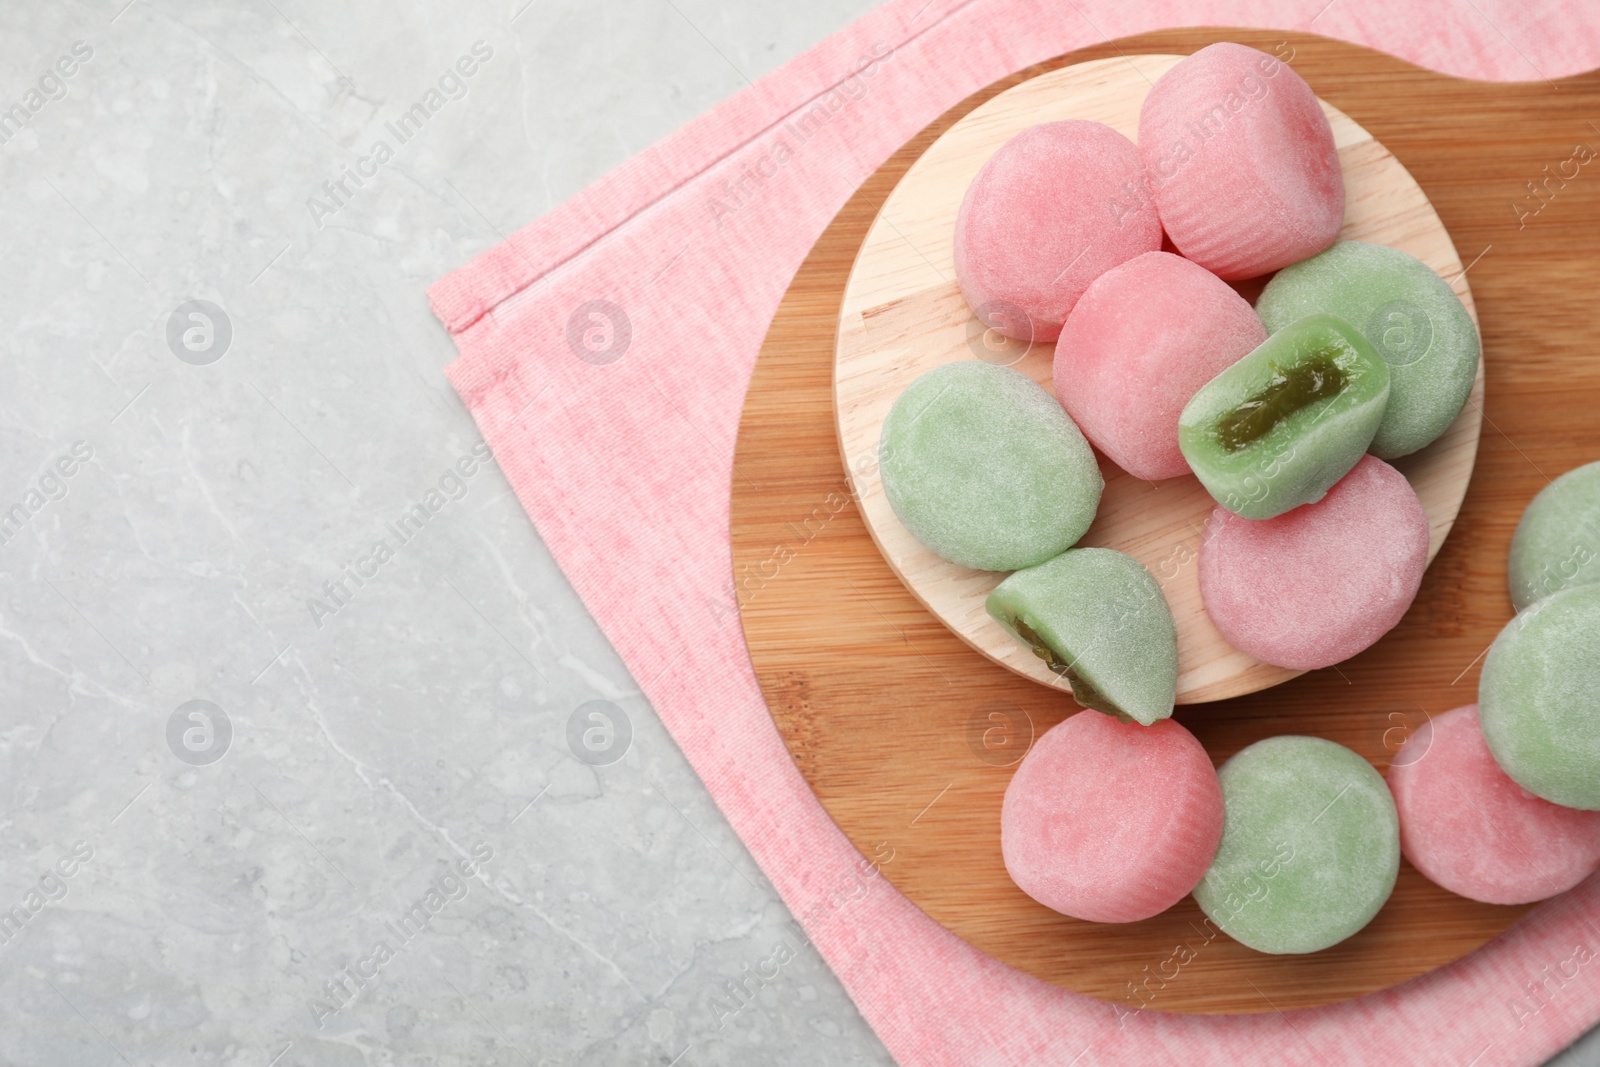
xmin=1256 ymin=241 xmax=1479 ymax=459
xmin=1178 ymin=313 xmax=1389 ymax=520
xmin=880 ymin=361 xmax=1103 ymax=571
xmin=986 ymin=547 xmax=1177 ymax=725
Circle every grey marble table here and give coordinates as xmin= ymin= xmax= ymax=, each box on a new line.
xmin=0 ymin=1 xmax=1593 ymax=1064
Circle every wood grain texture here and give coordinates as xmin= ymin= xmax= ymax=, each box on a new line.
xmin=732 ymin=28 xmax=1600 ymax=1014
xmin=835 ymin=52 xmax=1484 ymax=703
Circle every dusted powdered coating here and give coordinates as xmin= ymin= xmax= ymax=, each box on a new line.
xmin=1178 ymin=313 xmax=1390 ymax=520
xmin=880 ymin=361 xmax=1103 ymax=571
xmin=1053 ymin=251 xmax=1267 ymax=481
xmin=954 ymin=120 xmax=1162 ymax=342
xmin=986 ymin=548 xmax=1177 ymax=725
xmin=1256 ymin=241 xmax=1480 ymax=459
xmin=1001 ymin=711 xmax=1224 ymax=923
xmin=1198 ymin=456 xmax=1429 ymax=670
xmin=1479 ymin=583 xmax=1600 ymax=810
xmin=1388 ymin=705 xmax=1600 ymax=905
xmin=1138 ymin=42 xmax=1344 ymax=280
xmin=1508 ymin=460 xmax=1600 ymax=610
xmin=1194 ymin=736 xmax=1399 ymax=955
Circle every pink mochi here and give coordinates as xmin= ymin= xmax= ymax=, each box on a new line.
xmin=1054 ymin=251 xmax=1266 ymax=480
xmin=1199 ymin=455 xmax=1428 ymax=670
xmin=954 ymin=120 xmax=1162 ymax=342
xmin=1138 ymin=42 xmax=1344 ymax=279
xmin=1388 ymin=705 xmax=1600 ymax=905
xmin=1001 ymin=710 xmax=1223 ymax=923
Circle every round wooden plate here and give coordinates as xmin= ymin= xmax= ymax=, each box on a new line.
xmin=734 ymin=28 xmax=1600 ymax=1014
xmin=835 ymin=52 xmax=1483 ymax=704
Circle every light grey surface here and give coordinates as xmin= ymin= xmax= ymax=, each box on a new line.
xmin=1555 ymin=1036 xmax=1600 ymax=1067
xmin=2 ymin=1 xmax=1598 ymax=1065
xmin=0 ymin=0 xmax=893 ymax=1063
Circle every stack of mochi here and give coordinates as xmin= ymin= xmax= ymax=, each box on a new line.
xmin=1388 ymin=462 xmax=1600 ymax=906
xmin=878 ymin=42 xmax=1599 ymax=954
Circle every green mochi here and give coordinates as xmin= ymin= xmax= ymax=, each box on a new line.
xmin=1508 ymin=460 xmax=1600 ymax=611
xmin=1194 ymin=736 xmax=1399 ymax=955
xmin=1178 ymin=314 xmax=1390 ymax=520
xmin=985 ymin=547 xmax=1177 ymax=725
xmin=1256 ymin=241 xmax=1480 ymax=459
xmin=880 ymin=361 xmax=1103 ymax=571
xmin=1479 ymin=582 xmax=1600 ymax=810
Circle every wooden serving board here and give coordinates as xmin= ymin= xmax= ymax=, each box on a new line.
xmin=732 ymin=28 xmax=1600 ymax=1014
xmin=835 ymin=53 xmax=1483 ymax=704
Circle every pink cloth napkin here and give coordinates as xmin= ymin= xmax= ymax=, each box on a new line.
xmin=430 ymin=2 xmax=1600 ymax=1063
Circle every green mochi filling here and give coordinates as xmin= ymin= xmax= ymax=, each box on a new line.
xmin=1216 ymin=352 xmax=1349 ymax=452
xmin=1009 ymin=616 xmax=1123 ymax=722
